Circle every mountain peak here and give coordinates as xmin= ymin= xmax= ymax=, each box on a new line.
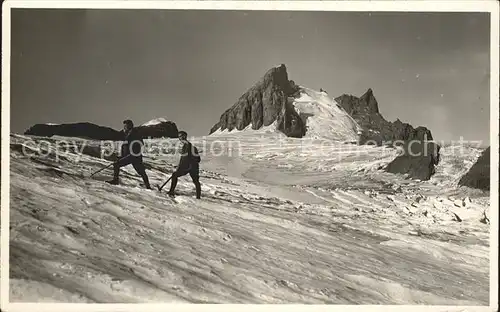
xmin=360 ymin=88 xmax=379 ymax=114
xmin=265 ymin=63 xmax=287 ymax=75
xmin=209 ymin=64 xmax=303 ymax=136
xmin=334 ymin=88 xmax=379 ymax=116
xmin=260 ymin=64 xmax=290 ymax=91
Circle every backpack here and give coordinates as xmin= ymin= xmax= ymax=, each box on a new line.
xmin=192 ymin=145 xmax=201 ymax=163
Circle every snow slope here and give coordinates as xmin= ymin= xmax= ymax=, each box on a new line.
xmin=8 ymin=133 xmax=491 ymax=304
xmin=142 ymin=118 xmax=169 ymax=126
xmin=292 ymin=87 xmax=362 ymax=141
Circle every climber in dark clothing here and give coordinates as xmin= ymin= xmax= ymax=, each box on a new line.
xmin=107 ymin=119 xmax=151 ymax=189
xmin=167 ymin=131 xmax=201 ymax=199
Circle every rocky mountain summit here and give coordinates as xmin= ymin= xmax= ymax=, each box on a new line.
xmin=209 ymin=64 xmax=306 ymax=138
xmin=210 ymin=64 xmax=434 ymax=146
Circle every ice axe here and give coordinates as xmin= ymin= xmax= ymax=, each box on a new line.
xmin=157 ymin=176 xmax=172 ymax=192
xmin=89 ymin=154 xmax=130 ymax=178
xmin=89 ymin=162 xmax=115 ymax=178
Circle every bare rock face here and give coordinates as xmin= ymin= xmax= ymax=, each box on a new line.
xmin=24 ymin=121 xmax=179 ymax=141
xmin=335 ymin=89 xmax=433 ymax=145
xmin=458 ymin=146 xmax=490 ymax=191
xmin=209 ymin=64 xmax=304 ymax=136
xmin=276 ymin=96 xmax=307 ymax=138
xmin=385 ymin=141 xmax=441 ymax=181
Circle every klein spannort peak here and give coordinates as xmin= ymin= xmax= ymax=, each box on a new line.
xmin=209 ymin=64 xmax=362 ymax=141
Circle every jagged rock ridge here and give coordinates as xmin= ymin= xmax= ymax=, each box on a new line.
xmin=335 ymin=89 xmax=433 ymax=145
xmin=334 ymin=89 xmax=440 ymax=180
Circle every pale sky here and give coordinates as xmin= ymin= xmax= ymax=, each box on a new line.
xmin=11 ymin=9 xmax=491 ymax=145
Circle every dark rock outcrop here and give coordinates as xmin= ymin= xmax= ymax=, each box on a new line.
xmin=209 ymin=64 xmax=304 ymax=137
xmin=458 ymin=147 xmax=490 ymax=191
xmin=24 ymin=123 xmax=122 ymax=140
xmin=24 ymin=121 xmax=179 ymax=141
xmin=135 ymin=121 xmax=179 ymax=139
xmin=385 ymin=141 xmax=441 ymax=181
xmin=335 ymin=89 xmax=433 ymax=145
xmin=276 ymin=97 xmax=307 ymax=137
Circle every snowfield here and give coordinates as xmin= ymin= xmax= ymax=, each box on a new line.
xmin=7 ymin=132 xmax=491 ymax=304
xmin=291 ymin=87 xmax=362 ymax=141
